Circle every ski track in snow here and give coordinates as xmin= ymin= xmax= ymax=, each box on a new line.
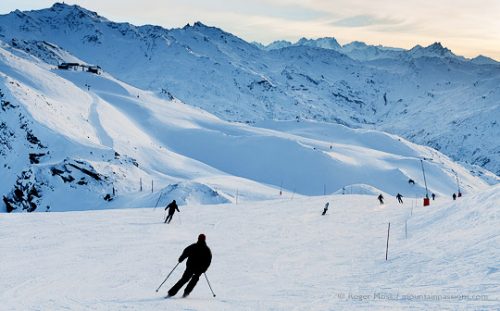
xmin=88 ymin=94 xmax=113 ymax=148
xmin=1 ymin=188 xmax=498 ymax=310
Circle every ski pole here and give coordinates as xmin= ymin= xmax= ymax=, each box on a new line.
xmin=204 ymin=273 xmax=216 ymax=297
xmin=155 ymin=262 xmax=180 ymax=292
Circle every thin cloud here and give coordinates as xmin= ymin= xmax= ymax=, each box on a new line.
xmin=332 ymin=14 xmax=403 ymax=28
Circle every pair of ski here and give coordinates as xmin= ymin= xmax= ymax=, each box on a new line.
xmin=164 ymin=295 xmax=188 ymax=299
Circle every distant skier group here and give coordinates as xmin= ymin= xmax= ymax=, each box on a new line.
xmin=375 ymin=190 xmax=460 ymax=206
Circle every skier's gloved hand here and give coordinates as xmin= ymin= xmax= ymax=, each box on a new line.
xmin=178 ymin=257 xmax=184 ymax=263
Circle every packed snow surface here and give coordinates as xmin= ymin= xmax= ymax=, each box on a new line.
xmin=1 ymin=186 xmax=498 ymax=310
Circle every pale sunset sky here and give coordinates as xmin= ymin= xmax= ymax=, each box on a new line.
xmin=1 ymin=0 xmax=499 ymax=60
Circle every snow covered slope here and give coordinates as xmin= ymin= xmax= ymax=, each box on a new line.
xmin=0 ymin=38 xmax=492 ymax=212
xmin=1 ymin=186 xmax=498 ymax=310
xmin=0 ymin=3 xmax=499 ymax=176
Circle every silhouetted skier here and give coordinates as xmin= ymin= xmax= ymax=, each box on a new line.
xmin=322 ymin=202 xmax=329 ymax=215
xmin=378 ymin=194 xmax=384 ymax=205
xmin=452 ymin=193 xmax=457 ymax=200
xmin=167 ymin=234 xmax=212 ymax=298
xmin=164 ymin=200 xmax=180 ymax=224
xmin=396 ymin=193 xmax=403 ymax=204
xmin=431 ymin=193 xmax=436 ymax=200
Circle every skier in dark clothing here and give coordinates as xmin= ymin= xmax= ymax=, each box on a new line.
xmin=167 ymin=234 xmax=212 ymax=298
xmin=396 ymin=193 xmax=403 ymax=204
xmin=164 ymin=200 xmax=180 ymax=224
xmin=431 ymin=193 xmax=436 ymax=200
xmin=322 ymin=202 xmax=329 ymax=215
xmin=378 ymin=194 xmax=384 ymax=205
xmin=452 ymin=193 xmax=457 ymax=200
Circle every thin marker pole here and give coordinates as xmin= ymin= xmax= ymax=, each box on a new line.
xmin=420 ymin=159 xmax=429 ymax=198
xmin=385 ymin=222 xmax=391 ymax=261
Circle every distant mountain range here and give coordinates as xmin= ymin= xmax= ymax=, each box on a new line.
xmin=256 ymin=38 xmax=498 ymax=64
xmin=0 ymin=3 xmax=498 ymax=212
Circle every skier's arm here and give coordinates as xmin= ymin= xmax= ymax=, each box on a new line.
xmin=202 ymin=249 xmax=212 ymax=273
xmin=178 ymin=245 xmax=193 ymax=262
xmin=176 ymin=206 xmax=180 ymax=212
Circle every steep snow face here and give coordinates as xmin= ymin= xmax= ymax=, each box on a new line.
xmin=0 ymin=41 xmax=492 ymax=212
xmin=0 ymin=4 xmax=499 ymax=175
xmin=1 ymin=187 xmax=498 ymax=309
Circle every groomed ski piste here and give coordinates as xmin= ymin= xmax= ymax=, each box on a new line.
xmin=1 ymin=186 xmax=499 ymax=310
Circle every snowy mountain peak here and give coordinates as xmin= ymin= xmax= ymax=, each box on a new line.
xmin=260 ymin=37 xmax=342 ymax=51
xmin=262 ymin=40 xmax=292 ymax=50
xmin=192 ymin=21 xmax=209 ymax=28
xmin=470 ymin=54 xmax=499 ymax=65
xmin=182 ymin=21 xmax=228 ymax=35
xmin=343 ymin=41 xmax=368 ymax=48
xmin=0 ymin=2 xmax=109 ymax=40
xmin=426 ymin=42 xmax=450 ymax=54
xmin=409 ymin=42 xmax=456 ymax=58
xmin=48 ymin=2 xmax=107 ymax=22
xmin=296 ymin=37 xmax=341 ymax=50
